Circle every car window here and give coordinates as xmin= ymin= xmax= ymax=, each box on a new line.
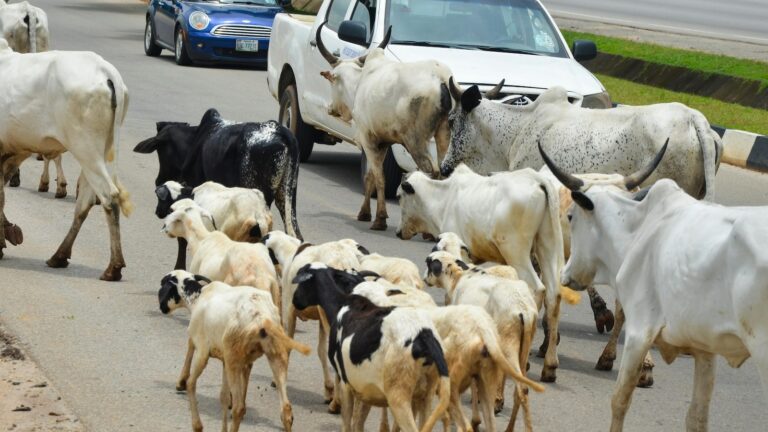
xmin=327 ymin=0 xmax=354 ymax=31
xmin=350 ymin=0 xmax=375 ymax=42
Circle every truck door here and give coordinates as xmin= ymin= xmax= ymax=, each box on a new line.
xmin=303 ymin=0 xmax=378 ymax=143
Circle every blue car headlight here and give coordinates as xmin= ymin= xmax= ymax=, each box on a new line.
xmin=189 ymin=11 xmax=210 ymax=31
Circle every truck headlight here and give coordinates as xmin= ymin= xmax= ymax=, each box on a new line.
xmin=581 ymin=91 xmax=612 ymax=109
xmin=189 ymin=11 xmax=210 ymax=31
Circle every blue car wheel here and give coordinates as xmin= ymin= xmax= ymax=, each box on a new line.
xmin=175 ymin=27 xmax=193 ymax=66
xmin=144 ymin=19 xmax=162 ymax=57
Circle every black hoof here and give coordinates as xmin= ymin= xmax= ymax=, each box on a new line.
xmin=46 ymin=256 xmax=70 ymax=268
xmin=540 ymin=367 xmax=557 ymax=383
xmin=100 ymin=265 xmax=124 ymax=282
xmin=357 ymin=212 xmax=372 ymax=222
xmin=370 ymin=218 xmax=387 ymax=231
xmin=595 ymin=356 xmax=615 ymax=371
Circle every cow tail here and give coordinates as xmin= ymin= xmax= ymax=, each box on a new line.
xmin=692 ymin=112 xmax=721 ymax=201
xmin=539 ymin=176 xmax=580 ymax=305
xmin=105 ymin=67 xmax=133 ymax=217
xmin=280 ymin=125 xmax=303 ymax=240
xmin=26 ymin=9 xmax=37 ymax=53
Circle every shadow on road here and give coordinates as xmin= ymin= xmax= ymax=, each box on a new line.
xmin=60 ymin=2 xmax=146 ymax=15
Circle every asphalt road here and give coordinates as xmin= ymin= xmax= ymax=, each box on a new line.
xmin=1 ymin=1 xmax=767 ymax=431
xmin=543 ymin=0 xmax=768 ymax=45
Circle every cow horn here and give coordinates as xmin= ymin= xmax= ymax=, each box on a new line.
xmin=624 ymin=139 xmax=668 ymax=190
xmin=484 ymin=79 xmax=505 ymax=100
xmin=538 ymin=141 xmax=584 ymax=191
xmin=379 ymin=25 xmax=392 ymax=50
xmin=315 ymin=22 xmax=339 ymax=66
xmin=449 ymin=77 xmax=463 ymax=101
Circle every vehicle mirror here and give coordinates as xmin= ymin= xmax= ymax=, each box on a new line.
xmin=338 ymin=20 xmax=368 ymax=46
xmin=572 ymin=40 xmax=597 ymax=62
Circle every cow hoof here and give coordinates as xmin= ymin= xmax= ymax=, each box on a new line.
xmin=0 ymin=248 xmax=4 ymax=259
xmin=370 ymin=218 xmax=387 ymax=231
xmin=540 ymin=366 xmax=557 ymax=383
xmin=100 ymin=266 xmax=124 ymax=282
xmin=55 ymin=189 xmax=68 ymax=199
xmin=471 ymin=420 xmax=481 ymax=431
xmin=595 ymin=355 xmax=615 ymax=371
xmin=595 ymin=309 xmax=615 ymax=334
xmin=637 ymin=365 xmax=654 ymax=388
xmin=175 ymin=380 xmax=187 ymax=392
xmin=46 ymin=255 xmax=70 ymax=268
xmin=494 ymin=398 xmax=504 ymax=415
xmin=38 ymin=183 xmax=49 ymax=193
xmin=327 ymin=400 xmax=341 ymax=415
xmin=357 ymin=211 xmax=372 ymax=222
xmin=4 ymin=224 xmax=23 ymax=246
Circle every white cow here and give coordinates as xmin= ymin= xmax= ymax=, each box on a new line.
xmin=0 ymin=40 xmax=131 ymax=281
xmin=541 ymin=143 xmax=768 ymax=431
xmin=396 ymin=163 xmax=569 ymax=382
xmin=441 ymin=84 xmax=722 ymax=201
xmin=316 ymin=23 xmax=453 ymax=230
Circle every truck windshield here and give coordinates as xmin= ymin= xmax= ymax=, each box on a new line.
xmin=387 ymin=0 xmax=567 ymax=58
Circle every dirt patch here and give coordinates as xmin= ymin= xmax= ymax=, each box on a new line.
xmin=0 ymin=324 xmax=83 ymax=431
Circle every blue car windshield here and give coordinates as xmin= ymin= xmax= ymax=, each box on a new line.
xmin=387 ymin=0 xmax=567 ymax=58
xmin=198 ymin=0 xmax=279 ymax=5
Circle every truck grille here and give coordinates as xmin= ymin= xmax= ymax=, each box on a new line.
xmin=211 ymin=24 xmax=271 ymax=38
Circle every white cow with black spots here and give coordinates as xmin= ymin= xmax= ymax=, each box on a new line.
xmin=441 ymin=83 xmax=722 ymax=201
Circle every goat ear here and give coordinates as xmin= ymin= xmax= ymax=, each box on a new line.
xmin=268 ymin=248 xmax=279 ymax=266
xmin=249 ymin=223 xmax=262 ymax=240
xmin=357 ymin=244 xmax=371 ymax=255
xmin=181 ymin=186 xmax=194 ymax=196
xmin=357 ymin=270 xmax=380 ymax=279
xmin=455 ymin=260 xmax=469 ymax=270
xmin=292 ymin=270 xmax=314 ymax=285
xmin=133 ymin=137 xmax=159 ymax=153
xmin=572 ymin=191 xmax=595 ymax=211
xmin=194 ymin=275 xmax=212 ymax=285
xmin=320 ymin=71 xmax=335 ymax=82
xmin=461 ymin=85 xmax=482 ymax=112
xmin=401 ymin=181 xmax=415 ymax=195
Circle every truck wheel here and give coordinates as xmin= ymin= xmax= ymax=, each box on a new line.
xmin=360 ymin=147 xmax=403 ymax=199
xmin=144 ymin=19 xmax=162 ymax=56
xmin=279 ymin=84 xmax=314 ymax=162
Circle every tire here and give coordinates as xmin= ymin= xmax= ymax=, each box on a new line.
xmin=279 ymin=84 xmax=315 ymax=162
xmin=144 ymin=19 xmax=162 ymax=56
xmin=174 ymin=27 xmax=192 ymax=66
xmin=360 ymin=147 xmax=403 ymax=199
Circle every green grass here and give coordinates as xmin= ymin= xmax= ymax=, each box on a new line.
xmin=597 ymin=74 xmax=768 ymax=136
xmin=563 ymin=30 xmax=768 ymax=87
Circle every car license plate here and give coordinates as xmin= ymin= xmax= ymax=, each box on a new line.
xmin=236 ymin=40 xmax=259 ymax=52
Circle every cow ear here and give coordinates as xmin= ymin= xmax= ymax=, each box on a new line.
xmin=320 ymin=71 xmax=335 ymax=83
xmin=461 ymin=85 xmax=482 ymax=112
xmin=401 ymin=181 xmax=415 ymax=195
xmin=571 ymin=191 xmax=594 ymax=211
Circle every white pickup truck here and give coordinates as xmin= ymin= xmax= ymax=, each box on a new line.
xmin=267 ymin=0 xmax=611 ymax=196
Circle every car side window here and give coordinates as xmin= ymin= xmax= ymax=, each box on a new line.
xmin=327 ymin=0 xmax=354 ymax=31
xmin=350 ymin=0 xmax=374 ymax=42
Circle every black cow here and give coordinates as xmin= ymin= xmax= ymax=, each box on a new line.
xmin=134 ymin=108 xmax=302 ymax=240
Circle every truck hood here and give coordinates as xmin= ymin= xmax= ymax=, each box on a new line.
xmin=387 ymin=45 xmax=604 ymax=96
xmin=188 ymin=3 xmax=281 ymax=23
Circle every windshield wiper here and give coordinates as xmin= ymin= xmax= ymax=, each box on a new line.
xmin=471 ymin=46 xmax=544 ymax=55
xmin=391 ymin=40 xmax=480 ymax=50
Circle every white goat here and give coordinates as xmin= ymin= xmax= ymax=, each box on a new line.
xmin=355 ymin=251 xmax=425 ymax=289
xmin=158 ymin=270 xmax=311 ymax=432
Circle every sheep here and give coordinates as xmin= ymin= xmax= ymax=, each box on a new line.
xmin=162 ymin=200 xmax=280 ymax=312
xmin=354 ymin=249 xmax=425 ymax=289
xmin=260 ymin=230 xmax=362 ymax=412
xmin=155 ymin=180 xmax=273 ymax=270
xmin=352 ymin=280 xmax=545 ymax=432
xmin=157 ymin=270 xmax=311 ymax=432
xmin=425 ymin=250 xmax=540 ymax=432
xmin=291 ymin=263 xmax=451 ymax=432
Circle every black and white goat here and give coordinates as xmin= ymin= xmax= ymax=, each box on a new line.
xmin=292 ymin=263 xmax=451 ymax=432
xmin=158 ymin=270 xmax=311 ymax=432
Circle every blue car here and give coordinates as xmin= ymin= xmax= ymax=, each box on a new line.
xmin=144 ymin=0 xmax=284 ymax=66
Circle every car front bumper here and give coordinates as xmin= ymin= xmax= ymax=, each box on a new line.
xmin=186 ymin=32 xmax=269 ymax=65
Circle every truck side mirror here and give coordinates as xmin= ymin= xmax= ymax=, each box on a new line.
xmin=338 ymin=20 xmax=368 ymax=46
xmin=572 ymin=40 xmax=597 ymax=62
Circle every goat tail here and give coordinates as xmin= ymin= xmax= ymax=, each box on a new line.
xmin=486 ymin=315 xmax=545 ymax=393
xmin=262 ymin=319 xmax=311 ymax=356
xmin=420 ymin=376 xmax=451 ymax=432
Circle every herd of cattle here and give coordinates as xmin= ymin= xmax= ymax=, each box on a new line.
xmin=0 ymin=2 xmax=766 ymax=432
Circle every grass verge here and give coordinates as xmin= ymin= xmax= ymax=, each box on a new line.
xmin=563 ymin=30 xmax=768 ymax=87
xmin=598 ymin=74 xmax=768 ymax=136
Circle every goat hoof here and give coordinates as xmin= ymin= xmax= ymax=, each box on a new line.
xmin=175 ymin=380 xmax=187 ymax=392
xmin=9 ymin=174 xmax=20 ymax=187
xmin=327 ymin=400 xmax=341 ymax=415
xmin=595 ymin=355 xmax=615 ymax=371
xmin=637 ymin=365 xmax=654 ymax=388
xmin=540 ymin=366 xmax=557 ymax=383
xmin=36 ymin=154 xmax=44 ymax=161
xmin=38 ymin=183 xmax=49 ymax=193
xmin=46 ymin=255 xmax=69 ymax=268
xmin=370 ymin=218 xmax=387 ymax=231
xmin=494 ymin=398 xmax=504 ymax=414
xmin=55 ymin=189 xmax=68 ymax=199
xmin=421 ymin=233 xmax=437 ymax=242
xmin=471 ymin=420 xmax=481 ymax=431
xmin=100 ymin=265 xmax=124 ymax=282
xmin=4 ymin=224 xmax=23 ymax=246
xmin=357 ymin=211 xmax=372 ymax=222
xmin=270 ymin=381 xmax=276 ymax=388
xmin=594 ymin=309 xmax=615 ymax=334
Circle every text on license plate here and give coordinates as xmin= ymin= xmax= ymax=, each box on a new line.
xmin=236 ymin=40 xmax=259 ymax=52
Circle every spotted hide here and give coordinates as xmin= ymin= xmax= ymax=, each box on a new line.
xmin=134 ymin=108 xmax=302 ymax=239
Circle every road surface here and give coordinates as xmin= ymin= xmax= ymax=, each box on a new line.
xmin=544 ymin=0 xmax=768 ymax=45
xmin=0 ymin=1 xmax=766 ymax=431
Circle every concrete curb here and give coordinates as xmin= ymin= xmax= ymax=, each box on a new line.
xmin=714 ymin=127 xmax=768 ymax=173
